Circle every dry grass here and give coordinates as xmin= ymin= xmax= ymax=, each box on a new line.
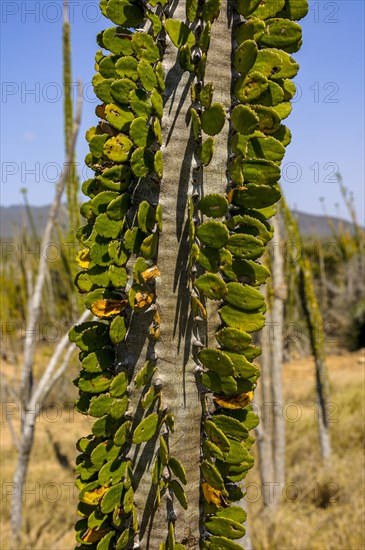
xmin=0 ymin=350 xmax=364 ymax=549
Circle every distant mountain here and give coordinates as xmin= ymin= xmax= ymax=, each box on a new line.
xmin=0 ymin=204 xmax=69 ymax=239
xmin=0 ymin=203 xmax=359 ymax=240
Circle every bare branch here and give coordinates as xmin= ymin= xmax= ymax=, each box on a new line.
xmin=20 ymin=83 xmax=83 ymax=407
xmin=29 ymin=309 xmax=90 ymax=410
xmin=2 ymin=381 xmax=20 ymax=451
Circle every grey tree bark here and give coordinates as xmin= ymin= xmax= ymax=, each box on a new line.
xmin=128 ymin=1 xmax=255 ymax=546
xmin=270 ymin=216 xmax=286 ymax=493
xmin=255 ymin=301 xmax=275 ymax=509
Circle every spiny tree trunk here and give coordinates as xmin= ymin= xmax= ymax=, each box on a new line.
xmin=270 ymin=215 xmax=286 ymax=491
xmin=63 ymin=0 xmax=79 ymax=235
xmin=281 ymin=195 xmax=331 ymax=460
xmin=70 ymin=1 xmax=306 ymax=548
xmin=301 ymin=258 xmax=331 ymax=459
xmin=255 ymin=298 xmax=275 ymax=508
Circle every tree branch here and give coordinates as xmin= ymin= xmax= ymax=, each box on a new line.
xmin=20 ymin=82 xmax=83 ymax=408
xmin=29 ymin=309 xmax=90 ymax=411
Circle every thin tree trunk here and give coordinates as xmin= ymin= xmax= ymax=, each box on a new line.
xmin=255 ymin=292 xmax=275 ymax=508
xmin=11 ymin=414 xmax=36 ymax=548
xmin=10 ymin=310 xmax=89 ymax=547
xmin=301 ymin=259 xmax=332 ymax=459
xmin=282 ymin=195 xmax=332 ymax=459
xmin=20 ymin=87 xmax=82 ymax=406
xmin=270 ymin=216 xmax=286 ymax=493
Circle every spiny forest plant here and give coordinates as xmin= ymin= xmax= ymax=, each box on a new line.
xmin=281 ymin=194 xmax=331 ymax=460
xmin=64 ymin=0 xmax=80 ymax=237
xmin=70 ymin=0 xmax=307 ymax=547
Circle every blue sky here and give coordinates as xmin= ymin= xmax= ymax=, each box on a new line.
xmin=0 ymin=0 xmax=364 ymax=223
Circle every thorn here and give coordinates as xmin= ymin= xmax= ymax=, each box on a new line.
xmin=194 ymin=316 xmax=205 ymax=322
xmin=194 ymin=365 xmax=204 ymax=374
xmin=145 ymin=303 xmax=157 ymax=313
xmin=192 ymin=337 xmax=204 ymax=348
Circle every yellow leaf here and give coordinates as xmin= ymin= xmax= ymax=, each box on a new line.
xmin=81 ymin=486 xmax=108 ymax=505
xmin=192 ymin=296 xmax=207 ymax=319
xmin=133 ymin=291 xmax=154 ymax=309
xmin=149 ymin=310 xmax=161 ymax=340
xmin=82 ymin=528 xmax=110 ymax=543
xmin=213 ymin=390 xmax=254 ymax=409
xmin=202 ymin=482 xmax=228 ymax=507
xmin=141 ymin=266 xmax=161 ymax=282
xmin=226 ymin=186 xmax=247 ymax=204
xmin=91 ymin=299 xmax=128 ymax=317
xmin=76 ymin=248 xmax=91 ymax=269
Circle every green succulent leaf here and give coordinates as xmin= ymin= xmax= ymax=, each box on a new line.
xmin=277 ymin=0 xmax=309 ymax=21
xmin=197 ymin=221 xmax=230 ymax=249
xmin=251 ymin=49 xmax=283 ymax=78
xmin=110 ymin=78 xmax=137 ymax=104
xmin=169 ymin=456 xmax=187 ymax=485
xmin=260 ymin=18 xmax=302 ymax=48
xmin=89 ymin=394 xmax=112 ymax=417
xmin=198 ymin=194 xmax=228 ymax=218
xmin=165 ymin=19 xmax=195 ymax=48
xmin=215 ymin=327 xmax=252 ymax=352
xmin=216 ymin=505 xmax=247 ymax=523
xmin=131 ymin=147 xmax=154 ymax=177
xmin=201 ymin=460 xmax=225 ymax=491
xmin=110 ymin=371 xmax=128 ymax=397
xmin=105 ymin=103 xmax=134 ymax=132
xmin=225 ymin=351 xmax=259 ymax=379
xmin=154 ymin=150 xmax=163 ymax=178
xmin=82 ymin=348 xmax=114 ymax=373
xmin=200 ymin=82 xmax=214 ymax=108
xmin=198 ymin=137 xmax=215 ymax=166
xmin=234 ymin=40 xmax=258 ymax=74
xmin=113 ymin=421 xmax=132 ymax=447
xmin=226 ymin=283 xmax=265 ymax=311
xmin=235 ymin=71 xmax=268 ymax=103
xmin=201 ymin=104 xmax=226 ymax=136
xmin=169 ymin=479 xmax=188 ymax=510
xmin=135 ymin=361 xmax=157 ymax=389
xmin=103 ymin=134 xmax=133 ymax=163
xmin=231 ymin=105 xmax=259 ymax=134
xmin=103 ymin=27 xmax=133 ymax=56
xmin=100 ymin=482 xmax=124 ymax=514
xmin=247 ymin=135 xmax=285 ymax=162
xmin=106 ymin=1 xmax=144 ymax=26
xmin=205 ymin=516 xmax=245 ymax=539
xmin=202 ymin=0 xmax=222 ymax=22
xmin=236 ymin=17 xmax=265 ymax=43
xmin=211 ymin=415 xmax=249 ymax=441
xmin=195 ymin=273 xmax=227 ymax=300
xmin=231 ymin=183 xmax=281 ymax=209
xmin=97 ymin=530 xmax=115 ymax=550
xmin=198 ymin=348 xmax=235 ymax=376
xmin=219 ymin=305 xmax=266 ymax=333
xmin=130 ymin=88 xmax=153 ymax=117
xmin=132 ymin=413 xmax=159 ymax=444
xmin=201 ymin=372 xmax=238 ymax=396
xmin=131 ymin=31 xmax=160 ymax=63
xmin=236 ymin=0 xmax=261 ymax=16
xmin=115 ymin=56 xmax=139 ymax=80
xmin=140 ymin=233 xmax=158 ymax=259
xmin=251 ymin=0 xmax=285 ymax=19
xmin=204 ymin=419 xmax=231 ymax=452
xmin=226 ymin=233 xmax=264 ymax=260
